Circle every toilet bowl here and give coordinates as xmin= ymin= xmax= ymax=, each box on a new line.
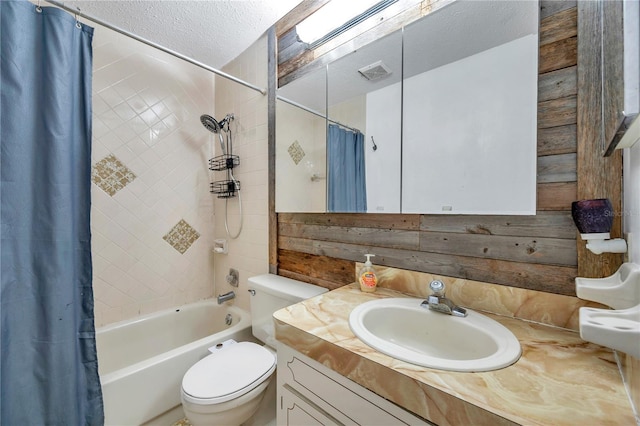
xmin=181 ymin=342 xmax=276 ymax=426
xmin=180 ymin=274 xmax=327 ymax=426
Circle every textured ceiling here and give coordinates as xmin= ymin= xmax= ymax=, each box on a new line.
xmin=55 ymin=0 xmax=303 ymax=69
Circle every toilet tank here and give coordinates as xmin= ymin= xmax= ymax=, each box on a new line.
xmin=248 ymin=274 xmax=328 ymax=347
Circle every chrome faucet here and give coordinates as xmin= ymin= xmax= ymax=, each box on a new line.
xmin=421 ymin=280 xmax=467 ymax=317
xmin=217 ymin=291 xmax=235 ymax=304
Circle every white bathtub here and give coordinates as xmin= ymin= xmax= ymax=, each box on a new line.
xmin=96 ymin=300 xmax=254 ymax=426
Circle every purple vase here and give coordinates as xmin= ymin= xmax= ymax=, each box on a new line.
xmin=571 ymin=198 xmax=614 ymax=234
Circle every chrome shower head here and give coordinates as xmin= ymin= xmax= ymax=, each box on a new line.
xmin=200 ymin=114 xmax=222 ymax=134
xmin=201 ymin=114 xmax=226 ymax=155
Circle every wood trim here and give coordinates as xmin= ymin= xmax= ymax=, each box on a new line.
xmin=601 ymin=0 xmax=625 ymax=150
xmin=268 ymin=27 xmax=278 ymax=274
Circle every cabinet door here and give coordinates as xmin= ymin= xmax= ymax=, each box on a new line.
xmin=277 ymin=344 xmax=432 ymax=426
xmin=280 ymin=385 xmax=340 ymax=426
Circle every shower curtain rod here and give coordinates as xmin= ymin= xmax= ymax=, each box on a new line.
xmin=45 ymin=0 xmax=267 ymax=95
xmin=276 ymin=95 xmax=361 ymax=134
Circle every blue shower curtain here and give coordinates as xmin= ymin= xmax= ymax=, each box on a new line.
xmin=1 ymin=0 xmax=104 ymax=424
xmin=327 ymin=124 xmax=367 ymax=212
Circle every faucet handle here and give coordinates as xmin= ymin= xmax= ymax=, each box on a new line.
xmin=429 ymin=280 xmax=446 ymax=296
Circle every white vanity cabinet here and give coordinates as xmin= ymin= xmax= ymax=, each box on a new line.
xmin=276 ymin=344 xmax=432 ymax=426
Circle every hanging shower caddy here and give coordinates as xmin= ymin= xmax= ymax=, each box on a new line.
xmin=202 ymin=113 xmax=240 ymax=198
xmin=209 ymin=154 xmax=240 ymax=198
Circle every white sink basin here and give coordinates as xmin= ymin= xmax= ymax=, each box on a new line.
xmin=349 ymin=298 xmax=521 ymax=372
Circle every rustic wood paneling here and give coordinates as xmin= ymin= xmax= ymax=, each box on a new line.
xmin=269 ymin=3 xmax=621 ymax=296
xmin=576 ymin=1 xmax=624 ymax=278
xmin=278 ymin=249 xmax=354 ymax=289
xmin=278 ymin=237 xmax=577 ymax=295
xmin=279 ymin=223 xmax=420 ymax=250
xmin=538 ymin=96 xmax=577 ymax=129
xmin=278 ymin=29 xmax=306 ymax=65
xmin=539 ymin=36 xmax=577 ymax=73
xmin=537 ymin=153 xmax=577 ymax=183
xmin=538 ymin=66 xmax=577 ymax=102
xmin=420 ymin=212 xmax=576 ymax=239
xmin=539 ymin=7 xmax=577 ymax=46
xmin=540 ymin=0 xmax=577 ymax=20
xmin=279 ymin=213 xmax=420 ymax=230
xmin=538 ymin=124 xmax=577 ymax=155
xmin=537 ymin=182 xmax=577 ymax=211
xmin=418 ymin=232 xmax=577 ymax=267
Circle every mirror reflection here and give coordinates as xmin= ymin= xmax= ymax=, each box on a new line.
xmin=327 ymin=30 xmax=402 ymax=213
xmin=276 ymin=67 xmax=327 ymax=212
xmin=276 ymin=0 xmax=539 ymax=215
xmin=402 ymin=0 xmax=538 ymax=214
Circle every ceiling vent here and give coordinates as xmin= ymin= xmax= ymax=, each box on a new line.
xmin=358 ymin=60 xmax=392 ymax=81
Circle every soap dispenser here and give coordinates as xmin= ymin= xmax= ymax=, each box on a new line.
xmin=359 ymin=254 xmax=378 ymax=293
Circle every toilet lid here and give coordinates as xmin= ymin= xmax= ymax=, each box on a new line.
xmin=182 ymin=342 xmax=276 ymax=403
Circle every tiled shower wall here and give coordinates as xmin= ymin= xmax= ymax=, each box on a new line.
xmin=212 ymin=36 xmax=270 ymax=312
xmin=90 ymin=23 xmax=217 ymax=326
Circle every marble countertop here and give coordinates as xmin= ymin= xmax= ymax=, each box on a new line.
xmin=274 ymin=284 xmax=635 ymax=426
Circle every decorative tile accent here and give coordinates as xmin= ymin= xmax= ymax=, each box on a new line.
xmin=92 ymin=154 xmax=137 ymax=196
xmin=163 ymin=219 xmax=200 ymax=254
xmin=287 ymin=140 xmax=305 ymax=165
xmin=172 ymin=419 xmax=192 ymax=426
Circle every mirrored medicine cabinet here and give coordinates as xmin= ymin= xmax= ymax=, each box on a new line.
xmin=275 ymin=0 xmax=539 ymax=215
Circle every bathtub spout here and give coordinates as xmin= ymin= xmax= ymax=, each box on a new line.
xmin=217 ymin=291 xmax=235 ymax=304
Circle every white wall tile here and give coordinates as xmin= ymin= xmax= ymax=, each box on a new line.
xmin=91 ymin=23 xmax=216 ymax=326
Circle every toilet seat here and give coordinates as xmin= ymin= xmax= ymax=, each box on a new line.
xmin=182 ymin=342 xmax=276 ymax=405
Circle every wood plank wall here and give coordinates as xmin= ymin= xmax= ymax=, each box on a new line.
xmin=273 ymin=1 xmax=622 ymax=296
xmin=576 ymin=1 xmax=625 ymax=278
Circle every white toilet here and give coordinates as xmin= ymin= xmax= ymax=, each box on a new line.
xmin=180 ymin=274 xmax=327 ymax=426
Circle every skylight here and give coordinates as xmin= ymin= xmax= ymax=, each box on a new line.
xmin=296 ymin=0 xmax=397 ymax=49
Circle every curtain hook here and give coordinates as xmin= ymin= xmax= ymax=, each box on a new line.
xmin=75 ymin=8 xmax=82 ymax=29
